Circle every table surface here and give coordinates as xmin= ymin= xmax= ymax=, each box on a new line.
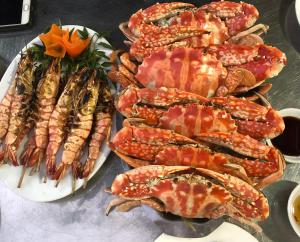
xmin=0 ymin=0 xmax=300 ymax=242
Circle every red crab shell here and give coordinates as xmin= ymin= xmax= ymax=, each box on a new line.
xmin=108 ymin=165 xmax=269 ymax=231
xmin=124 ymin=1 xmax=264 ymax=60
xmin=132 ymin=45 xmax=286 ymax=97
xmin=136 ymin=47 xmax=226 ymax=97
xmin=110 ymin=125 xmax=285 ymax=189
xmin=199 ymin=1 xmax=259 ymax=36
xmin=115 ymin=86 xmax=285 ymax=140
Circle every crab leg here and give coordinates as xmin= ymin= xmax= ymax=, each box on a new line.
xmin=106 ymin=197 xmax=165 ymax=215
xmin=228 ymin=24 xmax=269 ymax=45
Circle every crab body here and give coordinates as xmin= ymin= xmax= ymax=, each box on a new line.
xmin=107 ymin=165 xmax=269 ymax=232
xmin=110 ymin=125 xmax=285 ymax=189
xmin=122 ymin=1 xmax=265 ymax=60
xmin=115 ymin=86 xmax=285 ymax=140
xmin=109 ymin=46 xmax=286 ymax=98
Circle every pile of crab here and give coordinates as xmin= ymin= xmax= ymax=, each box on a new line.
xmin=106 ymin=1 xmax=287 ymax=232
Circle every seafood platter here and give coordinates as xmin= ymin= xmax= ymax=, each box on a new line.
xmin=0 ymin=0 xmax=296 ymax=238
xmin=0 ymin=24 xmax=116 ymax=201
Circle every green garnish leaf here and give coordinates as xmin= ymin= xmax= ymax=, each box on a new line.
xmin=98 ymin=42 xmax=113 ymax=50
xmin=96 ymin=30 xmax=111 ymax=38
xmin=78 ymin=27 xmax=89 ymax=40
xmin=69 ymin=28 xmax=75 ymax=41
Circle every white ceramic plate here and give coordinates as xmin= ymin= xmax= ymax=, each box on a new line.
xmin=0 ymin=25 xmax=116 ymax=202
xmin=266 ymin=108 xmax=300 ymax=163
xmin=155 ymin=222 xmax=258 ymax=242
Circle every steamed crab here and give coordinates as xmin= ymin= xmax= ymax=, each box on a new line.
xmin=106 ymin=165 xmax=269 ymax=232
xmin=109 ymin=46 xmax=286 ymax=98
xmin=115 ymin=86 xmax=285 ymax=140
xmin=110 ymin=124 xmax=285 ymax=189
xmin=119 ymin=1 xmax=269 ymax=60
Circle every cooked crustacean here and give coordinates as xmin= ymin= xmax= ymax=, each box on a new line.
xmin=3 ymin=53 xmax=35 ymax=166
xmin=106 ymin=165 xmax=270 ymax=232
xmin=0 ymin=64 xmax=43 ymax=166
xmin=0 ymin=78 xmax=17 ymax=162
xmin=45 ymin=68 xmax=88 ymax=177
xmin=110 ymin=125 xmax=285 ymax=189
xmin=1 ymin=106 xmax=38 ymax=168
xmin=81 ymin=78 xmax=114 ymax=187
xmin=0 ymin=78 xmax=17 ymax=143
xmin=17 ymin=59 xmax=61 ymax=187
xmin=53 ymin=70 xmax=99 ymax=185
xmin=119 ymin=1 xmax=268 ymax=60
xmin=109 ymin=46 xmax=286 ymax=98
xmin=115 ymin=86 xmax=285 ymax=140
xmin=21 ymin=59 xmax=61 ymax=172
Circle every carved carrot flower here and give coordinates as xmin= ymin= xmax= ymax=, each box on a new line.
xmin=62 ymin=29 xmax=91 ymax=58
xmin=39 ymin=24 xmax=90 ymax=58
xmin=39 ymin=24 xmax=67 ymax=58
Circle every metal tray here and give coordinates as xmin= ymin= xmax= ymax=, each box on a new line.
xmin=0 ymin=1 xmax=300 ymax=242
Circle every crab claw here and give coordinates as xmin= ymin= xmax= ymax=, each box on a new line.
xmin=208 ymin=44 xmax=287 ymax=96
xmin=200 ymin=1 xmax=259 ymax=36
xmin=197 ymin=132 xmax=285 ymax=188
xmin=127 ymin=2 xmax=195 ymax=37
xmin=239 ymin=45 xmax=287 ymax=84
xmin=130 ymin=27 xmax=208 ymax=60
xmin=209 ymin=96 xmax=285 ymax=139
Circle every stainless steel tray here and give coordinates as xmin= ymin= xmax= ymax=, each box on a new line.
xmin=0 ymin=0 xmax=300 ymax=241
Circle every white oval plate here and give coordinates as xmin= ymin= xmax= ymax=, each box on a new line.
xmin=155 ymin=222 xmax=258 ymax=242
xmin=0 ymin=25 xmax=116 ymax=202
